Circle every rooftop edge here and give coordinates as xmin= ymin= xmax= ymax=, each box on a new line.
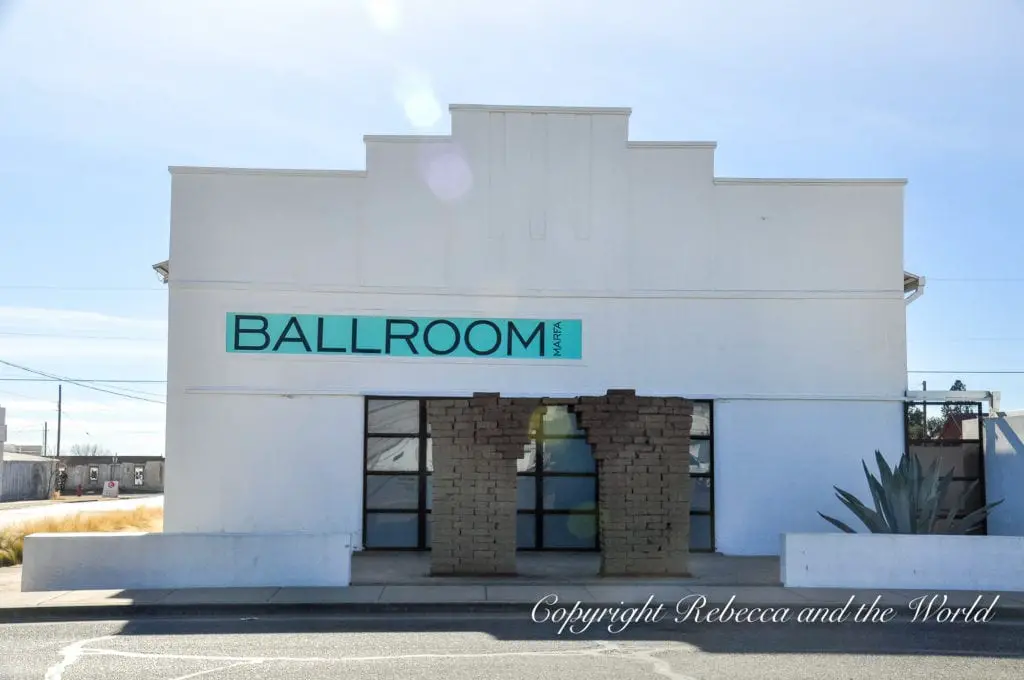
xmin=167 ymin=167 xmax=907 ymax=186
xmin=449 ymin=103 xmax=632 ymax=115
xmin=715 ymin=177 xmax=908 ymax=186
xmin=629 ymin=141 xmax=717 ymax=149
xmin=362 ymin=134 xmax=453 ymax=143
xmin=168 ymin=167 xmax=366 ymax=177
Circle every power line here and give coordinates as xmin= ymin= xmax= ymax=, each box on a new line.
xmin=0 ymin=360 xmax=165 ymax=404
xmin=11 ymin=427 xmax=162 ymax=435
xmin=0 ymin=285 xmax=166 ymax=291
xmin=0 ymin=378 xmax=166 ymax=383
xmin=908 ymin=370 xmax=1024 ymax=375
xmin=0 ymin=330 xmax=163 ymax=341
xmin=0 ymin=387 xmax=46 ymax=401
xmin=0 ymin=279 xmax=1020 ymax=291
xmin=7 ymin=327 xmax=1024 ymax=344
xmin=6 ymin=368 xmax=1024 ymax=378
xmin=927 ymin=278 xmax=1024 ymax=282
xmin=88 ymin=382 xmax=166 ymax=398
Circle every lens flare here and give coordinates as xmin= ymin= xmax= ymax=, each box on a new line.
xmin=419 ymin=144 xmax=472 ymax=203
xmin=364 ymin=0 xmax=400 ymax=32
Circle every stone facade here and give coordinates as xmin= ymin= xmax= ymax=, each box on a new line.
xmin=426 ymin=393 xmax=540 ymax=575
xmin=427 ymin=389 xmax=693 ymax=576
xmin=572 ymin=390 xmax=693 ymax=576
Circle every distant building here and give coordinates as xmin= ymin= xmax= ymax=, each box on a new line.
xmin=58 ymin=456 xmax=164 ymax=495
xmin=0 ymin=451 xmax=56 ymax=502
xmin=2 ymin=443 xmax=45 ymax=456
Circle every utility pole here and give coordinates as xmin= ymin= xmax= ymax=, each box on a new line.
xmin=921 ymin=381 xmax=928 ymax=438
xmin=55 ymin=384 xmax=62 ymax=459
xmin=43 ymin=421 xmax=48 ymax=456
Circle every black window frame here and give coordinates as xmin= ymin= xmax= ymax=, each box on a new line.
xmin=363 ymin=397 xmax=432 ymax=550
xmin=362 ymin=396 xmax=716 ymax=553
xmin=690 ymin=400 xmax=715 ymax=553
xmin=904 ymin=400 xmax=987 ymax=534
xmin=517 ymin=405 xmax=600 ymax=552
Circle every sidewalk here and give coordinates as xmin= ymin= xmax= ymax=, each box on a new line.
xmin=3 ymin=563 xmax=1024 ymax=622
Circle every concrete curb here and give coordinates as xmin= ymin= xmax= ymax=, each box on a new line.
xmin=4 ymin=600 xmax=1024 ymax=624
xmin=0 ymin=602 xmax=538 ymax=623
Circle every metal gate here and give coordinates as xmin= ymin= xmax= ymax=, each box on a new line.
xmin=904 ymin=399 xmax=987 ymax=534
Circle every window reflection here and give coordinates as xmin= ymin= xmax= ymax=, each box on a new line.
xmin=690 ymin=402 xmax=711 ymax=436
xmin=368 ymin=399 xmax=420 ymax=434
xmin=541 ymin=406 xmax=586 ymax=436
xmin=365 ymin=513 xmax=418 ymax=548
xmin=543 ymin=439 xmax=596 ymax=473
xmin=689 ymin=440 xmax=711 ymax=474
xmin=543 ymin=477 xmax=597 ymax=510
xmin=366 ymin=475 xmax=418 ymax=510
xmin=366 ymin=438 xmax=419 ymax=472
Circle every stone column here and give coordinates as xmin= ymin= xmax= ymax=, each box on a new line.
xmin=426 ymin=393 xmax=539 ymax=575
xmin=574 ymin=389 xmax=693 ymax=576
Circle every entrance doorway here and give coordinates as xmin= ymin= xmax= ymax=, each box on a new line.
xmin=516 ymin=406 xmax=599 ymax=550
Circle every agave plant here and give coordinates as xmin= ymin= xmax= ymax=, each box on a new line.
xmin=819 ymin=450 xmax=1003 ymax=534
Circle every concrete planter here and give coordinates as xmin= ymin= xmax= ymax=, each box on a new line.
xmin=782 ymin=533 xmax=1024 ymax=591
xmin=22 ymin=531 xmax=354 ymax=591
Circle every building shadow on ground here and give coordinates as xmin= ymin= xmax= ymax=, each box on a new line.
xmin=110 ymin=609 xmax=1024 ymax=659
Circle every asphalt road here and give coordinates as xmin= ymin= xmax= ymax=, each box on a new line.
xmin=2 ymin=612 xmax=1024 ymax=680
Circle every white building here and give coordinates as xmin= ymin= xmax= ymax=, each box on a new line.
xmin=152 ymin=103 xmax=918 ymax=583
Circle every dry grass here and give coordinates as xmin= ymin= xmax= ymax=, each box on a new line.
xmin=0 ymin=506 xmax=163 ymax=567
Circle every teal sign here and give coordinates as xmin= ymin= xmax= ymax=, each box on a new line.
xmin=226 ymin=313 xmax=582 ymax=360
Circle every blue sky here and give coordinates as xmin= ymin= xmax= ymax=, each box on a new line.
xmin=0 ymin=0 xmax=1021 ymax=456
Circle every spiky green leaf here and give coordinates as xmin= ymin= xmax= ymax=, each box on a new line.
xmin=947 ymin=500 xmax=1005 ymax=534
xmin=819 ymin=512 xmax=858 ymax=533
xmin=834 ymin=486 xmax=890 ymax=533
xmin=817 ymin=449 xmax=1004 ymax=535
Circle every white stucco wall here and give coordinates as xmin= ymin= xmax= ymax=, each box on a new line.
xmin=981 ymin=412 xmax=1024 ymax=537
xmin=164 ymin=104 xmax=908 ymax=556
xmin=782 ymin=533 xmax=1024 ymax=590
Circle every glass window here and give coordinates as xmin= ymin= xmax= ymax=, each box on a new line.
xmin=368 ymin=399 xmax=420 ymax=434
xmin=543 ymin=514 xmax=598 ymax=549
xmin=543 ymin=477 xmax=597 ymax=511
xmin=543 ymin=439 xmax=596 ymax=473
xmin=542 ymin=406 xmax=586 ymax=436
xmin=366 ymin=437 xmax=420 ymax=472
xmin=689 ymin=440 xmax=711 ymax=474
xmin=692 ymin=477 xmax=712 ymax=512
xmin=690 ymin=514 xmax=712 ymax=551
xmin=517 ymin=476 xmax=536 ymax=510
xmin=365 ymin=475 xmax=419 ymax=510
xmin=362 ymin=397 xmax=714 ymax=553
xmin=365 ymin=513 xmax=418 ymax=548
xmin=691 ymin=402 xmax=711 ymax=436
xmin=517 ymin=513 xmax=536 ymax=549
xmin=518 ymin=442 xmax=539 ymax=472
